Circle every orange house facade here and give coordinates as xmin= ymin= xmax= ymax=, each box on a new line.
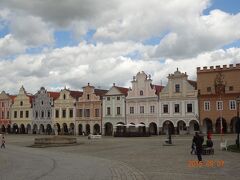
xmin=197 ymin=64 xmax=240 ymax=134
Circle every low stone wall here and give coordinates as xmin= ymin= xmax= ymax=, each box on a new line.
xmin=34 ymin=136 xmax=77 ymax=145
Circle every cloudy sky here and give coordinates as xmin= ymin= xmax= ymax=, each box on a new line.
xmin=0 ymin=0 xmax=240 ymax=94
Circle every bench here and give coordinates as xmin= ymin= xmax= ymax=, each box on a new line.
xmin=220 ymin=140 xmax=228 ymax=151
xmin=88 ymin=134 xmax=102 ymax=139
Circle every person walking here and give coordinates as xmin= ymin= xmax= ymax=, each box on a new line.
xmin=193 ymin=132 xmax=204 ymax=161
xmin=1 ymin=136 xmax=5 ymax=148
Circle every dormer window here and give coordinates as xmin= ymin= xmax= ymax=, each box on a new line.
xmin=87 ymin=94 xmax=90 ymax=100
xmin=175 ymin=84 xmax=180 ymax=93
xmin=20 ymin=101 xmax=23 ymax=106
xmin=140 ymin=90 xmax=143 ymax=96
xmin=63 ymin=94 xmax=66 ymax=99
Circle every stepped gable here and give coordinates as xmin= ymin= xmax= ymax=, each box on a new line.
xmin=48 ymin=91 xmax=60 ymax=100
xmin=197 ymin=63 xmax=240 ymax=73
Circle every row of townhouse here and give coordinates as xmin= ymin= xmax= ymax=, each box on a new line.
xmin=0 ymin=64 xmax=239 ymax=135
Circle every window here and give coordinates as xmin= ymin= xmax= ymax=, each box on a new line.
xmin=117 ymin=96 xmax=120 ymax=100
xmin=48 ymin=110 xmax=51 ymax=118
xmin=216 ymin=101 xmax=223 ymax=110
xmin=79 ymin=109 xmax=83 ymax=117
xmin=26 ymin=111 xmax=29 ymax=118
xmin=14 ymin=111 xmax=17 ymax=118
xmin=20 ymin=111 xmax=23 ymax=118
xmin=35 ymin=111 xmax=38 ymax=118
xmin=229 ymin=86 xmax=234 ymax=91
xmin=7 ymin=111 xmax=9 ymax=119
xmin=20 ymin=101 xmax=23 ymax=106
xmin=130 ymin=107 xmax=134 ymax=114
xmin=84 ymin=109 xmax=90 ymax=117
xmin=117 ymin=107 xmax=120 ymax=115
xmin=87 ymin=94 xmax=90 ymax=100
xmin=55 ymin=109 xmax=59 ymax=118
xmin=107 ymin=107 xmax=111 ymax=115
xmin=2 ymin=111 xmax=4 ymax=118
xmin=95 ymin=109 xmax=99 ymax=117
xmin=229 ymin=100 xmax=236 ymax=110
xmin=204 ymin=101 xmax=210 ymax=111
xmin=163 ymin=104 xmax=168 ymax=113
xmin=2 ymin=102 xmax=4 ymax=107
xmin=140 ymin=106 xmax=144 ymax=114
xmin=63 ymin=94 xmax=66 ymax=99
xmin=62 ymin=109 xmax=66 ymax=118
xmin=187 ymin=104 xmax=193 ymax=113
xmin=140 ymin=90 xmax=143 ymax=96
xmin=69 ymin=109 xmax=73 ymax=118
xmin=107 ymin=97 xmax=110 ymax=101
xmin=41 ymin=111 xmax=44 ymax=118
xmin=175 ymin=84 xmax=180 ymax=93
xmin=174 ymin=104 xmax=180 ymax=113
xmin=150 ymin=106 xmax=155 ymax=113
xmin=41 ymin=101 xmax=44 ymax=105
xmin=207 ymin=87 xmax=211 ymax=92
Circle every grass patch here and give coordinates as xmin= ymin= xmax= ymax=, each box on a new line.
xmin=228 ymin=144 xmax=240 ymax=153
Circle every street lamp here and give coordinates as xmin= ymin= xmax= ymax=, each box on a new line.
xmin=236 ymin=96 xmax=240 ymax=148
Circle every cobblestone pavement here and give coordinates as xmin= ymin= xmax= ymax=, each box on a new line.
xmin=1 ymin=134 xmax=240 ymax=180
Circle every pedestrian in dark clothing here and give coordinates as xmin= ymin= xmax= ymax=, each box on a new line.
xmin=193 ymin=132 xmax=204 ymax=161
xmin=190 ymin=140 xmax=196 ymax=154
xmin=1 ymin=136 xmax=5 ymax=148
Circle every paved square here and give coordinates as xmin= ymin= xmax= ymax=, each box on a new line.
xmin=0 ymin=134 xmax=239 ymax=180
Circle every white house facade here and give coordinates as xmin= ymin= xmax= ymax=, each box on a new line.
xmin=159 ymin=69 xmax=199 ymax=135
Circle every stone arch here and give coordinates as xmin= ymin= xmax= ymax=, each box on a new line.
xmin=62 ymin=123 xmax=68 ymax=134
xmin=78 ymin=124 xmax=83 ymax=135
xmin=46 ymin=124 xmax=52 ymax=135
xmin=86 ymin=124 xmax=90 ymax=135
xmin=1 ymin=125 xmax=6 ymax=133
xmin=177 ymin=120 xmax=187 ymax=134
xmin=56 ymin=123 xmax=61 ymax=133
xmin=203 ymin=118 xmax=213 ymax=133
xmin=93 ymin=124 xmax=100 ymax=135
xmin=138 ymin=122 xmax=146 ymax=133
xmin=162 ymin=120 xmax=175 ymax=135
xmin=149 ymin=122 xmax=158 ymax=135
xmin=26 ymin=124 xmax=31 ymax=134
xmin=189 ymin=120 xmax=199 ymax=134
xmin=20 ymin=124 xmax=25 ymax=134
xmin=33 ymin=124 xmax=38 ymax=134
xmin=7 ymin=124 xmax=11 ymax=133
xmin=13 ymin=123 xmax=18 ymax=134
xmin=39 ymin=124 xmax=45 ymax=134
xmin=104 ymin=122 xmax=113 ymax=136
xmin=69 ymin=123 xmax=75 ymax=135
xmin=215 ymin=117 xmax=227 ymax=134
xmin=230 ymin=116 xmax=238 ymax=133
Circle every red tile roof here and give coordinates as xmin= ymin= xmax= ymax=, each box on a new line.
xmin=151 ymin=84 xmax=164 ymax=95
xmin=115 ymin=86 xmax=129 ymax=95
xmin=94 ymin=89 xmax=108 ymax=97
xmin=70 ymin=91 xmax=83 ymax=100
xmin=48 ymin=92 xmax=60 ymax=100
xmin=188 ymin=80 xmax=197 ymax=90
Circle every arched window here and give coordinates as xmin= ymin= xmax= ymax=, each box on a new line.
xmin=140 ymin=90 xmax=143 ymax=96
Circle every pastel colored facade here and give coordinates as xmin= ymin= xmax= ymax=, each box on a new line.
xmin=11 ymin=86 xmax=33 ymax=134
xmin=102 ymin=83 xmax=128 ymax=136
xmin=0 ymin=91 xmax=15 ymax=133
xmin=75 ymin=83 xmax=107 ymax=135
xmin=159 ymin=69 xmax=199 ymax=135
xmin=54 ymin=88 xmax=82 ymax=135
xmin=32 ymin=87 xmax=60 ymax=134
xmin=197 ymin=64 xmax=240 ymax=133
xmin=126 ymin=71 xmax=163 ymax=135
